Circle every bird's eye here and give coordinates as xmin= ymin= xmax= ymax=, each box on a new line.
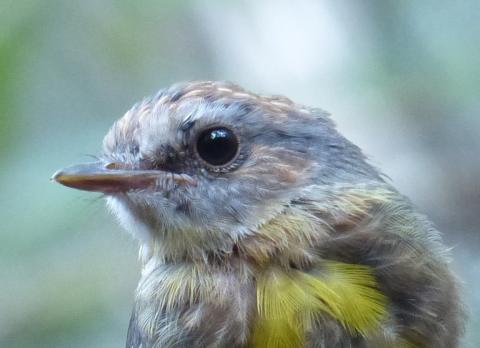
xmin=195 ymin=127 xmax=239 ymax=167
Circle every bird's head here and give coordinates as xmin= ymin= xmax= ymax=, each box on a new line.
xmin=54 ymin=81 xmax=381 ymax=261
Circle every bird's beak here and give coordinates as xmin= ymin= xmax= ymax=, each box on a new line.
xmin=51 ymin=161 xmax=195 ymax=193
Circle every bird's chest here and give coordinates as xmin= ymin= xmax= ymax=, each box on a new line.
xmin=132 ymin=260 xmax=255 ymax=347
xmin=130 ymin=259 xmax=387 ymax=348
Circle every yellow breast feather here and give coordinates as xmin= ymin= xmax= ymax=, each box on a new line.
xmin=249 ymin=261 xmax=387 ymax=347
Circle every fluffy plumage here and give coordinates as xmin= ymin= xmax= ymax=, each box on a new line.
xmin=250 ymin=261 xmax=387 ymax=347
xmin=55 ymin=81 xmax=464 ymax=347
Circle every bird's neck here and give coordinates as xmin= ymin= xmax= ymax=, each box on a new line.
xmin=132 ymin=183 xmax=397 ymax=347
xmin=137 ymin=183 xmax=395 ymax=270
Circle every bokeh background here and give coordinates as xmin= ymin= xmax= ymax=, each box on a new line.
xmin=1 ymin=1 xmax=479 ymax=347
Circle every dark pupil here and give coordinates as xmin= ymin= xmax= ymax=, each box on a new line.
xmin=197 ymin=127 xmax=238 ymax=166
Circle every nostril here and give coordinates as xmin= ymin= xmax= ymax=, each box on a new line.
xmin=104 ymin=162 xmax=124 ymax=170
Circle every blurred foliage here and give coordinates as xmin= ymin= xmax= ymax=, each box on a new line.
xmin=1 ymin=1 xmax=478 ymax=347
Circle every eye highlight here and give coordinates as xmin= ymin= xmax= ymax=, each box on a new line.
xmin=195 ymin=127 xmax=239 ymax=167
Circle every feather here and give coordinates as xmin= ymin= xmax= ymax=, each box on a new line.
xmin=249 ymin=261 xmax=387 ymax=347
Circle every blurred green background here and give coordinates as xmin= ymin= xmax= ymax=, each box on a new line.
xmin=1 ymin=1 xmax=479 ymax=347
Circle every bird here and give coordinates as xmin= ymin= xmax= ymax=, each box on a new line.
xmin=53 ymin=81 xmax=464 ymax=348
